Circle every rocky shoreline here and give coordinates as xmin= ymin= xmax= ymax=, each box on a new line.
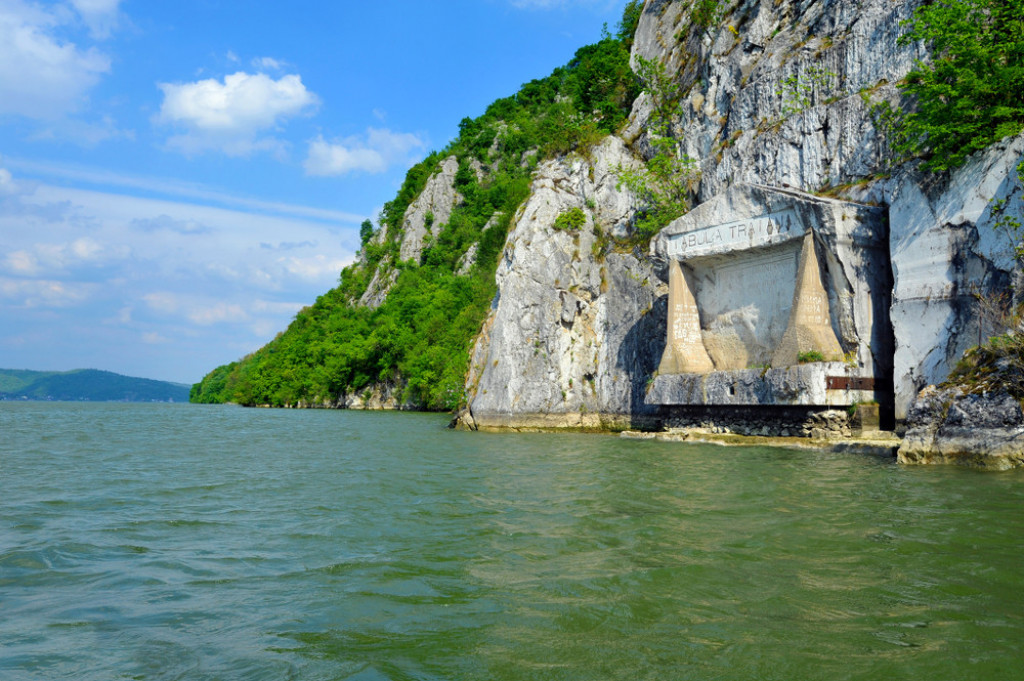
xmin=456 ymin=386 xmax=1024 ymax=470
xmin=897 ymin=387 xmax=1024 ymax=470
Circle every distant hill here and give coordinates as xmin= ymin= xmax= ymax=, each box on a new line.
xmin=0 ymin=369 xmax=190 ymax=402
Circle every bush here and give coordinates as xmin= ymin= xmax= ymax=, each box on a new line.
xmin=797 ymin=350 xmax=826 ymax=364
xmin=946 ymin=330 xmax=1024 ymax=398
xmin=553 ymin=207 xmax=587 ymax=231
xmin=191 ymin=11 xmax=644 ymax=410
xmin=896 ymin=0 xmax=1024 ymax=170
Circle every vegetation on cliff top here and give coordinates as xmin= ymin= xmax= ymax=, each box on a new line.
xmin=896 ymin=0 xmax=1024 ymax=171
xmin=945 ymin=331 xmax=1024 ymax=399
xmin=190 ymin=3 xmax=644 ymax=409
xmin=897 ymin=0 xmax=1024 ymax=395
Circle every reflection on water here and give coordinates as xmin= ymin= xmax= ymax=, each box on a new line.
xmin=2 ymin=402 xmax=1023 ymax=680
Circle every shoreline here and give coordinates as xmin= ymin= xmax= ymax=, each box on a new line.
xmin=621 ymin=429 xmax=903 ymax=460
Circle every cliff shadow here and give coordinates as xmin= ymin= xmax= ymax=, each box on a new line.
xmin=616 ymin=293 xmax=667 ymax=430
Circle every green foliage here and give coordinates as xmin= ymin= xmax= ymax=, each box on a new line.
xmin=617 ymin=0 xmax=644 ymax=49
xmin=781 ymin=66 xmax=838 ymax=117
xmin=0 ymin=368 xmax=43 ymax=393
xmin=380 ymin=153 xmax=442 ymax=235
xmin=946 ymin=329 xmax=1024 ymax=398
xmin=896 ymin=0 xmax=1024 ymax=171
xmin=553 ymin=207 xmax=587 ymax=231
xmin=614 ymin=55 xmax=699 ymax=245
xmin=468 ymin=35 xmax=640 ymax=163
xmin=359 ymin=219 xmax=374 ymax=246
xmin=0 ymin=368 xmax=189 ymax=402
xmin=191 ymin=20 xmax=643 ymax=410
xmin=192 ymin=266 xmax=497 ymax=410
xmin=797 ymin=350 xmax=826 ymax=364
xmin=691 ymin=0 xmax=726 ymax=31
xmin=193 ymin=151 xmax=531 ymax=410
xmin=633 ymin=55 xmax=681 ymax=131
xmin=989 ymin=161 xmax=1024 ymax=265
xmin=190 ymin=362 xmax=239 ymax=403
xmin=616 ymin=142 xmax=698 ymax=244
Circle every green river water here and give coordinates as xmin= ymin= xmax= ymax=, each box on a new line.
xmin=1 ymin=402 xmax=1021 ymax=680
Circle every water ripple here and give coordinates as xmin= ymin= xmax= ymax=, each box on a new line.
xmin=2 ymin=403 xmax=1024 ymax=680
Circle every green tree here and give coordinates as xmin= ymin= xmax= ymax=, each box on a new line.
xmin=691 ymin=0 xmax=725 ymax=31
xmin=359 ymin=219 xmax=374 ymax=246
xmin=897 ymin=0 xmax=1024 ymax=170
xmin=615 ymin=56 xmax=699 ymax=244
xmin=191 ymin=16 xmax=642 ymax=410
xmin=617 ymin=0 xmax=644 ymax=48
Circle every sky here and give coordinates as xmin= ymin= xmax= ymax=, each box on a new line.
xmin=0 ymin=0 xmax=634 ymax=385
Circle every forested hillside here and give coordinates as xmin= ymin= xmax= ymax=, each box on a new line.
xmin=1 ymin=369 xmax=189 ymax=402
xmin=193 ymin=0 xmax=1024 ymax=420
xmin=191 ymin=3 xmax=645 ymax=408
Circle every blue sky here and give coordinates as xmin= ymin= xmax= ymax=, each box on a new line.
xmin=0 ymin=0 xmax=632 ymax=385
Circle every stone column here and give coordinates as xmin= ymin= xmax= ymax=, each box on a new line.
xmin=658 ymin=259 xmax=715 ymax=375
xmin=772 ymin=233 xmax=844 ymax=367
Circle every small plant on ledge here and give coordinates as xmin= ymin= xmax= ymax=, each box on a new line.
xmin=553 ymin=207 xmax=587 ymax=231
xmin=797 ymin=350 xmax=826 ymax=364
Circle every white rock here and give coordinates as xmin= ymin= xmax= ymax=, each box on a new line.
xmin=399 ymin=156 xmax=461 ymax=263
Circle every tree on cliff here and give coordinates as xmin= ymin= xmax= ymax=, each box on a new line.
xmin=615 ymin=56 xmax=699 ymax=244
xmin=898 ymin=0 xmax=1024 ymax=170
xmin=189 ymin=3 xmax=645 ymax=409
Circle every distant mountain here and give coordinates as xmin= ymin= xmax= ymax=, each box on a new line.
xmin=0 ymin=369 xmax=190 ymax=402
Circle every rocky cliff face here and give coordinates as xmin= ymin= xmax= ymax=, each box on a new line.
xmin=462 ymin=137 xmax=665 ymax=430
xmin=628 ymin=0 xmax=926 ymax=199
xmin=898 ymin=386 xmax=1024 ymax=469
xmin=357 ymin=156 xmax=463 ymax=309
xmin=457 ymin=0 xmax=1023 ymax=429
xmin=882 ymin=136 xmax=1024 ymax=416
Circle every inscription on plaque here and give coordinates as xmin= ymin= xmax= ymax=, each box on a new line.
xmin=793 ymin=292 xmax=830 ymax=327
xmin=666 ymin=210 xmax=803 ymax=259
xmin=671 ymin=303 xmax=703 ymax=345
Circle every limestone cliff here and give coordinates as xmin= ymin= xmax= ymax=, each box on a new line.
xmin=463 ymin=138 xmax=662 ymax=430
xmin=459 ymin=0 xmax=1024 ymax=429
xmin=195 ymin=0 xmax=1023 ymax=438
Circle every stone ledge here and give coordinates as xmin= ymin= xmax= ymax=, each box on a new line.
xmin=621 ymin=429 xmax=901 ymax=458
xmin=456 ymin=411 xmax=661 ymax=433
xmin=646 ymin=363 xmax=874 ymax=407
xmin=897 ymin=386 xmax=1024 ymax=470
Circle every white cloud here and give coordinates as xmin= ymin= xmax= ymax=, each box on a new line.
xmin=187 ymin=302 xmax=249 ymax=325
xmin=5 ymin=156 xmax=366 ymax=223
xmin=0 ymin=0 xmax=111 ymax=119
xmin=5 ymin=250 xmax=40 ymax=276
xmin=277 ymin=253 xmax=350 ymax=281
xmin=29 ymin=115 xmax=135 ymax=147
xmin=141 ymin=291 xmax=305 ymax=330
xmin=0 ymin=167 xmax=18 ymax=195
xmin=304 ymin=128 xmax=426 ymax=176
xmin=69 ymin=0 xmax=122 ymax=38
xmin=142 ymin=291 xmax=180 ymax=314
xmin=0 ymin=277 xmax=96 ymax=308
xmin=252 ymin=56 xmax=283 ymax=71
xmin=132 ymin=214 xmax=212 ymax=235
xmin=2 ymin=237 xmax=116 ymax=277
xmin=0 ymin=174 xmax=357 ymax=382
xmin=157 ymin=71 xmax=319 ymax=156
